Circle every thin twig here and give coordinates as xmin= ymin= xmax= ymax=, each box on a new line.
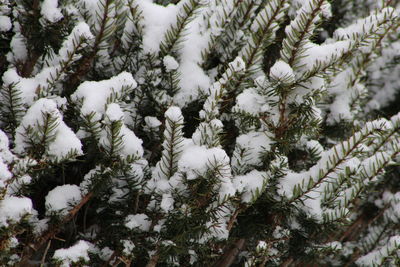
xmin=39 ymin=240 xmax=51 ymax=267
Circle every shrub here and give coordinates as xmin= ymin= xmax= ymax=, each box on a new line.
xmin=0 ymin=0 xmax=400 ymax=266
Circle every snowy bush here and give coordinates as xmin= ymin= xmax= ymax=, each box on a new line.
xmin=1 ymin=0 xmax=400 ymax=266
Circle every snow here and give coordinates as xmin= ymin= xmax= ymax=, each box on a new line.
xmin=176 ymin=144 xmax=235 ymax=198
xmin=105 ymin=103 xmax=125 ymax=121
xmin=239 ymin=0 xmax=288 ymax=74
xmin=41 ymin=0 xmax=63 ymax=23
xmin=165 ymin=106 xmax=183 ymax=122
xmin=99 ymin=247 xmax=114 ymax=262
xmin=149 ymin=106 xmax=184 ymax=186
xmin=79 ymin=165 xmax=104 ymax=195
xmin=121 ymin=240 xmax=135 ymax=256
xmin=383 ymin=192 xmax=400 ymax=223
xmin=233 ymin=170 xmax=267 ymax=203
xmin=57 ymin=22 xmax=94 ymax=61
xmin=178 ymin=145 xmax=226 ymax=180
xmin=2 ymin=69 xmax=39 ymax=106
xmin=257 ymin=241 xmax=267 ymax=250
xmin=366 ymin=42 xmax=400 ymax=112
xmin=192 ymin=119 xmax=223 ymax=146
xmin=0 ymin=130 xmax=12 ymax=187
xmin=277 ymin=117 xmax=391 ymax=219
xmin=76 ymin=0 xmax=101 ymax=27
xmin=14 ymin=98 xmax=83 ymax=160
xmin=233 ymin=88 xmax=268 ymax=116
xmin=53 ymin=240 xmax=91 ymax=267
xmin=306 ymin=140 xmax=323 ymax=156
xmin=1 ymin=0 xmax=399 ymax=263
xmin=0 ymin=15 xmax=11 ymax=32
xmin=7 ymin=30 xmax=28 ymax=63
xmin=144 ymin=116 xmax=162 ymax=128
xmin=48 ymin=123 xmax=84 ymax=160
xmin=200 ymin=57 xmax=246 ymax=121
xmin=0 ymin=130 xmax=11 ymax=159
xmin=137 ymin=0 xmax=179 ymax=54
xmin=359 ymin=152 xmax=391 ymax=178
xmin=174 ymin=60 xmax=211 ymax=107
xmin=0 ymin=196 xmax=33 ymax=227
xmin=7 ymin=174 xmax=32 ymax=195
xmin=71 ymin=72 xmax=137 ymax=116
xmin=163 ymin=55 xmax=179 ymax=72
xmin=232 ymin=132 xmax=272 ymax=167
xmin=270 ymin=60 xmax=295 ymax=84
xmin=32 ymin=218 xmax=49 ymax=236
xmin=326 ymin=61 xmax=371 ymax=124
xmin=102 ymin=124 xmax=144 ymax=158
xmin=297 ymin=40 xmax=351 ymax=74
xmin=160 ymin=193 xmax=174 ymax=213
xmin=125 ymin=214 xmax=151 ymax=231
xmin=200 ymin=206 xmax=232 ymax=242
xmin=45 ymin=184 xmax=82 ymax=216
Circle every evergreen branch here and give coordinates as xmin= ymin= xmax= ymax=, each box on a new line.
xmin=159 ymin=0 xmax=204 ymax=58
xmin=217 ymin=0 xmax=288 ymax=99
xmin=200 ymin=0 xmax=241 ymax=69
xmin=0 ymin=82 xmax=25 ymax=137
xmin=281 ymin=0 xmax=327 ymax=69
xmin=39 ymin=30 xmax=90 ymax=97
xmin=115 ymin=0 xmax=143 ymax=73
xmin=355 ymin=235 xmax=400 ymax=266
xmin=216 ymin=0 xmax=260 ymax=67
xmin=68 ymin=0 xmax=115 ymax=83
xmin=283 ymin=120 xmax=388 ymax=203
xmin=323 ymin=149 xmax=400 ymax=223
xmin=80 ymin=112 xmax=102 ymax=140
xmin=156 ymin=107 xmax=184 ymax=180
xmin=91 ymin=0 xmax=115 ymax=71
xmin=239 ymin=0 xmax=289 ymax=75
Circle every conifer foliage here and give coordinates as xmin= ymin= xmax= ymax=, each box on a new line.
xmin=1 ymin=0 xmax=400 ymax=266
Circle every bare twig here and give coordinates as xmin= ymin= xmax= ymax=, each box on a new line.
xmin=39 ymin=240 xmax=51 ymax=267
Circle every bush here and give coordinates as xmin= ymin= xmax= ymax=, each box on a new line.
xmin=1 ymin=0 xmax=400 ymax=266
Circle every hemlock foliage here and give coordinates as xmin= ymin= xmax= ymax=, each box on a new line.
xmin=1 ymin=0 xmax=400 ymax=266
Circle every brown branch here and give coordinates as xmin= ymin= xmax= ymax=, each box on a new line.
xmin=39 ymin=240 xmax=51 ymax=267
xmin=227 ymin=208 xmax=241 ymax=231
xmin=213 ymin=238 xmax=246 ymax=267
xmin=146 ymin=252 xmax=160 ymax=267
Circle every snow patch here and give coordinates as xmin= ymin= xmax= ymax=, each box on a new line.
xmin=0 ymin=197 xmax=33 ymax=227
xmin=53 ymin=240 xmax=91 ymax=267
xmin=45 ymin=184 xmax=82 ymax=216
xmin=41 ymin=0 xmax=63 ymax=23
xmin=125 ymin=214 xmax=151 ymax=231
